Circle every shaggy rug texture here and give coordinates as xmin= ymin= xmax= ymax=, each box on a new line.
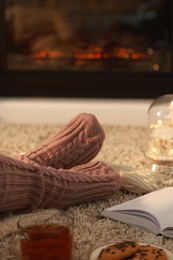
xmin=0 ymin=123 xmax=173 ymax=259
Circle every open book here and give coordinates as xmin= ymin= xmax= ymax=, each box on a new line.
xmin=101 ymin=187 xmax=173 ymax=238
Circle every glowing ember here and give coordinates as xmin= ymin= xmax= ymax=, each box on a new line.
xmin=31 ymin=47 xmax=147 ymax=62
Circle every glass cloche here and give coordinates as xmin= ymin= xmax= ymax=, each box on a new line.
xmin=146 ymin=94 xmax=173 ymax=163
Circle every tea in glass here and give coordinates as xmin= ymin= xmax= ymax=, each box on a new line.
xmin=9 ymin=212 xmax=73 ymax=260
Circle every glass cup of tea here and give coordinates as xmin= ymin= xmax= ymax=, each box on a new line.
xmin=9 ymin=211 xmax=73 ymax=260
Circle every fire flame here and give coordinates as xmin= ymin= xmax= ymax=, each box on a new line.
xmin=31 ymin=47 xmax=147 ymax=61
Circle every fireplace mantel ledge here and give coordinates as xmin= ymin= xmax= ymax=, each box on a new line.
xmin=0 ymin=98 xmax=152 ymax=126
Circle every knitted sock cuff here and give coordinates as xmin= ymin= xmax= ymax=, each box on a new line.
xmin=0 ymin=154 xmax=44 ymax=213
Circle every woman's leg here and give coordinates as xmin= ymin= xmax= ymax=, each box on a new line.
xmin=18 ymin=113 xmax=105 ymax=169
xmin=0 ymin=154 xmax=121 ymax=213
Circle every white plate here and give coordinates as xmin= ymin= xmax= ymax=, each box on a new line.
xmin=89 ymin=242 xmax=173 ymax=260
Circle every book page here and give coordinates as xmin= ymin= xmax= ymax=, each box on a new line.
xmin=102 ymin=209 xmax=160 ymax=234
xmin=103 ymin=187 xmax=173 ymax=231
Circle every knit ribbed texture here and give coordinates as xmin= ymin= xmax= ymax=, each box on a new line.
xmin=18 ymin=113 xmax=105 ymax=169
xmin=0 ymin=154 xmax=44 ymax=213
xmin=0 ymin=154 xmax=121 ymax=213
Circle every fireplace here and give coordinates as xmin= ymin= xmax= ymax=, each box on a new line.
xmin=0 ymin=0 xmax=173 ymax=98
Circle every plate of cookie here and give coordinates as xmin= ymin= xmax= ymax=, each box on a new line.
xmin=89 ymin=240 xmax=173 ymax=260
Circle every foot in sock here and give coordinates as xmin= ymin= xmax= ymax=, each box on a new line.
xmin=0 ymin=154 xmax=121 ymax=213
xmin=18 ymin=113 xmax=105 ymax=169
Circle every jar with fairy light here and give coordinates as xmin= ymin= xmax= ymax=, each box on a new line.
xmin=145 ymin=94 xmax=173 ymax=164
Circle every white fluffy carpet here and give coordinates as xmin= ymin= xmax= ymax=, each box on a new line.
xmin=0 ymin=123 xmax=173 ymax=259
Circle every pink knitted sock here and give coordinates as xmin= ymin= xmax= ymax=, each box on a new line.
xmin=18 ymin=113 xmax=105 ymax=169
xmin=0 ymin=154 xmax=121 ymax=213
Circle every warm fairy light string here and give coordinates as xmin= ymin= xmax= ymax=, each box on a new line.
xmin=147 ymin=99 xmax=173 ymax=160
